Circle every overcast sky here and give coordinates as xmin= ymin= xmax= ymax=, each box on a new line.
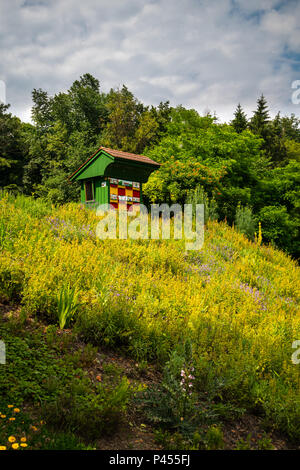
xmin=0 ymin=0 xmax=299 ymax=123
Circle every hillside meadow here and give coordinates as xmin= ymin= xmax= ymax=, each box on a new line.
xmin=0 ymin=192 xmax=299 ymax=449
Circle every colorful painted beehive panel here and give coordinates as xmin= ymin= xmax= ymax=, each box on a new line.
xmin=109 ymin=178 xmax=140 ymax=210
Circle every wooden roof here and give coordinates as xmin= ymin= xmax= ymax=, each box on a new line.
xmin=69 ymin=146 xmax=160 ymax=181
xmin=100 ymin=147 xmax=160 ymax=166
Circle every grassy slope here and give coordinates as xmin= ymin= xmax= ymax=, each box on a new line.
xmin=0 ymin=193 xmax=299 ymax=449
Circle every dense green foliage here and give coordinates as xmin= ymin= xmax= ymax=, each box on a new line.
xmin=0 ymin=75 xmax=299 ymax=257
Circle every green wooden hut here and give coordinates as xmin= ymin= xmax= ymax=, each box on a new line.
xmin=69 ymin=146 xmax=160 ymax=209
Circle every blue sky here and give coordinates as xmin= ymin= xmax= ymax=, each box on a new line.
xmin=0 ymin=0 xmax=299 ymax=122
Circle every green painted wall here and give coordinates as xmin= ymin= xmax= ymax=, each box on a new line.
xmin=80 ymin=181 xmax=84 ymax=203
xmin=75 ymin=152 xmax=113 ymax=181
xmin=95 ymin=178 xmax=109 ymax=204
xmin=80 ymin=177 xmax=109 ymax=205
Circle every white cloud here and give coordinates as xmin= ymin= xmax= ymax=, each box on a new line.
xmin=0 ymin=0 xmax=299 ymax=123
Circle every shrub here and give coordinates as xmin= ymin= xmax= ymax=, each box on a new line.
xmin=204 ymin=425 xmax=224 ymax=450
xmin=258 ymin=205 xmax=299 ymax=255
xmin=186 ymin=185 xmax=219 ymax=223
xmin=42 ymin=377 xmax=132 ymax=440
xmin=234 ymin=204 xmax=256 ymax=240
xmin=0 ymin=254 xmax=24 ymax=301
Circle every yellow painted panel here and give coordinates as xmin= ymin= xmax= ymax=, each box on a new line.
xmin=110 ymin=186 xmax=118 ymax=195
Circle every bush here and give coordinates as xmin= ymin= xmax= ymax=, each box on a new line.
xmin=186 ymin=185 xmax=218 ymax=223
xmin=258 ymin=205 xmax=299 ymax=255
xmin=204 ymin=425 xmax=224 ymax=450
xmin=0 ymin=254 xmax=24 ymax=301
xmin=42 ymin=377 xmax=132 ymax=440
xmin=234 ymin=204 xmax=256 ymax=240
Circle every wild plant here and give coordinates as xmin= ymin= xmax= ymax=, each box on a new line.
xmin=56 ymin=284 xmax=79 ymax=329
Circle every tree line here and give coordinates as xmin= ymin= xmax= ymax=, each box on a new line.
xmin=0 ymin=73 xmax=299 ymax=257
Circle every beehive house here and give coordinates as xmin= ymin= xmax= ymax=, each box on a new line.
xmin=69 ymin=146 xmax=160 ymax=210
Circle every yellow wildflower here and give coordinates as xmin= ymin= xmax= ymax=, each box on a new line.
xmin=20 ymin=443 xmax=28 ymax=448
xmin=7 ymin=405 xmax=13 ymax=408
xmin=0 ymin=446 xmax=7 ymax=450
xmin=14 ymin=408 xmax=20 ymax=413
xmin=0 ymin=415 xmax=6 ymax=418
xmin=12 ymin=443 xmax=19 ymax=450
xmin=8 ymin=436 xmax=16 ymax=443
xmin=9 ymin=417 xmax=15 ymax=421
xmin=21 ymin=437 xmax=27 ymax=442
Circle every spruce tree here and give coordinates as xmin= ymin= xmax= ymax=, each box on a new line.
xmin=231 ymin=103 xmax=248 ymax=133
xmin=250 ymin=95 xmax=287 ymax=165
xmin=249 ymin=94 xmax=270 ymax=138
xmin=270 ymin=112 xmax=287 ymax=165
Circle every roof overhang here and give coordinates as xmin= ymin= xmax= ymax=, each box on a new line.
xmin=69 ymin=147 xmax=160 ymax=183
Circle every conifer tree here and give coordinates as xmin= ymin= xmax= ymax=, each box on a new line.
xmin=249 ymin=94 xmax=270 ymax=138
xmin=231 ymin=103 xmax=248 ymax=133
xmin=250 ymin=95 xmax=288 ymax=165
xmin=270 ymin=112 xmax=287 ymax=164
